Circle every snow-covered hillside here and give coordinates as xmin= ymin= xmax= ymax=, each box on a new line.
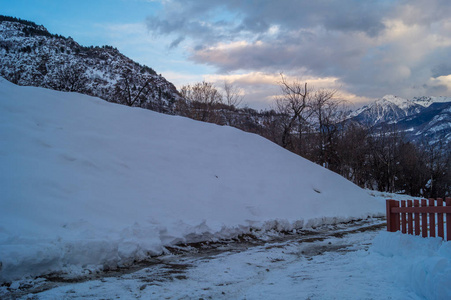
xmin=0 ymin=79 xmax=383 ymax=282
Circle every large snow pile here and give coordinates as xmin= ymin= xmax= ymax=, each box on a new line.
xmin=0 ymin=78 xmax=383 ymax=282
xmin=372 ymin=232 xmax=451 ymax=300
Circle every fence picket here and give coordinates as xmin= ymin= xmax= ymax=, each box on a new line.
xmin=446 ymin=198 xmax=451 ymax=241
xmin=386 ymin=199 xmax=399 ymax=232
xmin=438 ymin=198 xmax=444 ymax=239
xmin=421 ymin=199 xmax=428 ymax=237
xmin=401 ymin=200 xmax=407 ymax=234
xmin=414 ymin=200 xmax=420 ymax=236
xmin=407 ymin=200 xmax=413 ymax=235
xmin=428 ymin=198 xmax=435 ymax=237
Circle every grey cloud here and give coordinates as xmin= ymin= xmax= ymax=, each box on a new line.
xmin=396 ymin=0 xmax=451 ymax=26
xmin=426 ymin=84 xmax=449 ymax=94
xmin=169 ymin=36 xmax=185 ymax=49
xmin=147 ymin=17 xmax=185 ymax=35
xmin=147 ymin=0 xmax=451 ymax=100
xmin=147 ymin=0 xmax=393 ymax=44
xmin=323 ymin=11 xmax=386 ymax=37
xmin=431 ymin=63 xmax=451 ymax=78
xmin=191 ymin=28 xmax=367 ymax=76
xmin=231 ymin=0 xmax=390 ymax=36
xmin=239 ymin=17 xmax=270 ymax=33
xmin=190 ymin=26 xmax=391 ymax=97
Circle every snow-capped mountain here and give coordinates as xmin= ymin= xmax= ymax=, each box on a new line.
xmin=0 ymin=15 xmax=181 ymax=112
xmin=383 ymin=102 xmax=451 ymax=144
xmin=349 ymin=95 xmax=423 ymax=126
xmin=350 ymin=94 xmax=451 ymax=145
xmin=412 ymin=96 xmax=451 ymax=107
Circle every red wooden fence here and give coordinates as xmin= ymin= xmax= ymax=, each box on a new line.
xmin=386 ymin=198 xmax=451 ymax=241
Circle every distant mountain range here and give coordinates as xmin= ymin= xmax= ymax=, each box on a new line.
xmin=349 ymin=95 xmax=451 ymax=145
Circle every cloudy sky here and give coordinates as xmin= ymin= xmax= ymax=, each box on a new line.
xmin=2 ymin=0 xmax=451 ymax=109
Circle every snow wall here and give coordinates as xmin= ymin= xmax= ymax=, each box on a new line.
xmin=372 ymin=232 xmax=451 ymax=300
xmin=0 ymin=78 xmax=384 ymax=281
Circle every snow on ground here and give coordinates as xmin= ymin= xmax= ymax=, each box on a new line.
xmin=373 ymin=232 xmax=451 ymax=300
xmin=366 ymin=190 xmax=423 ymax=202
xmin=7 ymin=223 xmax=450 ymax=300
xmin=1 ymin=79 xmax=450 ymax=300
xmin=0 ymin=78 xmax=384 ymax=283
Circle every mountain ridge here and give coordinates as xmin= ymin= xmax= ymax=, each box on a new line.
xmin=349 ymin=94 xmax=451 ymax=145
xmin=0 ymin=15 xmax=182 ymax=113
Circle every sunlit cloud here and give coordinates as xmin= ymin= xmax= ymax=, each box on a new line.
xmin=203 ymin=72 xmax=372 ymax=109
xmin=145 ymin=0 xmax=451 ymax=108
xmin=429 ymin=75 xmax=451 ymax=92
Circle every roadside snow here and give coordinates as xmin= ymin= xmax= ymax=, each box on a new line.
xmin=10 ymin=226 xmax=449 ymax=300
xmin=373 ymin=232 xmax=451 ymax=300
xmin=0 ymin=78 xmax=383 ymax=282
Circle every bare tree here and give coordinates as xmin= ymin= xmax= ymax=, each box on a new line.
xmin=367 ymin=124 xmax=405 ymax=193
xmin=395 ymin=142 xmax=427 ymax=196
xmin=114 ymin=69 xmax=152 ymax=107
xmin=220 ymin=81 xmax=244 ymax=125
xmin=180 ymin=81 xmax=223 ymax=123
xmin=49 ymin=63 xmax=88 ymax=92
xmin=223 ymin=81 xmax=243 ymax=108
xmin=419 ymin=139 xmax=451 ymax=197
xmin=276 ymin=73 xmax=313 ymax=150
xmin=275 ymin=74 xmax=351 ymax=170
xmin=337 ymin=122 xmax=372 ymax=187
xmin=310 ymin=89 xmax=343 ymax=168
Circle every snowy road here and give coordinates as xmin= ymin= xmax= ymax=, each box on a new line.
xmin=4 ymin=218 xmax=425 ymax=299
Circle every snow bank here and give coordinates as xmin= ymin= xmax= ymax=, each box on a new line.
xmin=372 ymin=232 xmax=451 ymax=300
xmin=0 ymin=78 xmax=383 ymax=282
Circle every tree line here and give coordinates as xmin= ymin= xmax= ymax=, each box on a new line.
xmin=174 ymin=76 xmax=451 ymax=198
